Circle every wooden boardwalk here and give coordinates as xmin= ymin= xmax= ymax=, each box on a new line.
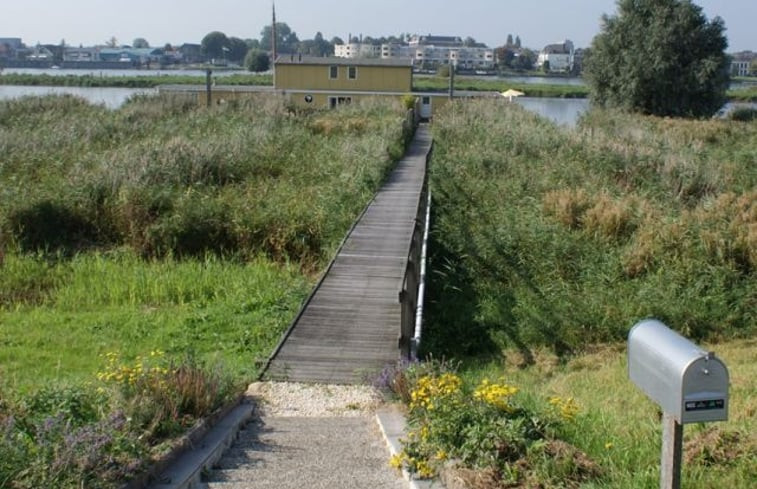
xmin=263 ymin=125 xmax=431 ymax=384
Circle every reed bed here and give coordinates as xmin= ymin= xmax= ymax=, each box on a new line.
xmin=426 ymin=100 xmax=755 ymax=356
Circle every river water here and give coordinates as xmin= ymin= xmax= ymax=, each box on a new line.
xmin=0 ymin=84 xmax=753 ymax=126
xmin=0 ymin=67 xmax=242 ymax=78
xmin=0 ymin=85 xmax=157 ymax=109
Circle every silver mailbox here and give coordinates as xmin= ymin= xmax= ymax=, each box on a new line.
xmin=628 ymin=319 xmax=729 ymax=424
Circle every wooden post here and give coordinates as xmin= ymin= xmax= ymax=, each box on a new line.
xmin=205 ymin=69 xmax=212 ymax=107
xmin=660 ymin=412 xmax=683 ymax=489
xmin=448 ymin=64 xmax=454 ymax=99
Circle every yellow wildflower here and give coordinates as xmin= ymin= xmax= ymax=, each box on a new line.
xmin=389 ymin=453 xmax=404 ymax=469
xmin=549 ymin=396 xmax=580 ymax=421
xmin=409 ymin=373 xmax=462 ymax=411
xmin=473 ymin=378 xmax=519 ymax=410
xmin=415 ymin=459 xmax=434 ymax=479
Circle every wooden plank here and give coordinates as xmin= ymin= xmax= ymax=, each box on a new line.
xmin=264 ymin=125 xmax=431 ymax=384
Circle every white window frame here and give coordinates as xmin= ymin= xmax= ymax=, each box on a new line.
xmin=348 ymin=66 xmax=357 ymax=80
xmin=328 ymin=96 xmax=352 ymax=109
xmin=329 ymin=65 xmax=338 ymax=79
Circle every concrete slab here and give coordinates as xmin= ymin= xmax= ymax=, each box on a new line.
xmin=375 ymin=405 xmax=447 ymax=489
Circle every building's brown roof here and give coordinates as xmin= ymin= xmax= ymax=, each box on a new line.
xmin=275 ymin=55 xmax=413 ymax=67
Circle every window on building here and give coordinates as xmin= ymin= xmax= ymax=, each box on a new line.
xmin=348 ymin=66 xmax=357 ymax=80
xmin=329 ymin=96 xmax=352 ymax=109
xmin=329 ymin=65 xmax=338 ymax=79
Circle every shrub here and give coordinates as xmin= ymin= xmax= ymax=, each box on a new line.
xmin=728 ymin=107 xmax=757 ymax=122
xmin=8 ymin=200 xmax=99 ymax=253
xmin=0 ymin=352 xmax=237 ymax=488
xmin=392 ymin=361 xmax=598 ymax=486
xmin=98 ymin=351 xmax=235 ymax=440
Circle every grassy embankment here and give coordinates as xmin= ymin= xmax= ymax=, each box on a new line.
xmin=414 ymin=75 xmax=590 ymax=98
xmin=0 ymin=72 xmax=272 ymax=88
xmin=415 ymin=76 xmax=757 ymax=101
xmin=3 ymin=71 xmax=755 ymax=101
xmin=412 ymin=100 xmax=755 ymax=487
xmin=0 ymin=94 xmax=410 ymax=487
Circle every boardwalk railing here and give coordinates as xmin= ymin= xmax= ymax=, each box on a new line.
xmin=398 ymin=144 xmax=431 ymax=360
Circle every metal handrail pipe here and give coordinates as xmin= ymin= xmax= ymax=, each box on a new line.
xmin=411 ymin=188 xmax=431 ymax=360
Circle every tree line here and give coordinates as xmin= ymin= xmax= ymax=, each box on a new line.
xmin=198 ymin=24 xmax=539 ymax=73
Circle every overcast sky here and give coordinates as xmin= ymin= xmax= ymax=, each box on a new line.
xmin=2 ymin=1 xmax=755 ymax=52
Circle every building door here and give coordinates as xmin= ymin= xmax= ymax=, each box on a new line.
xmin=329 ymin=96 xmax=352 ymax=109
xmin=420 ymin=96 xmax=432 ymax=120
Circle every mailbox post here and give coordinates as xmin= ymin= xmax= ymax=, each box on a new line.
xmin=628 ymin=319 xmax=729 ymax=489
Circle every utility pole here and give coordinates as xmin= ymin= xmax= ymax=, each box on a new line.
xmin=272 ymin=1 xmax=277 ymax=88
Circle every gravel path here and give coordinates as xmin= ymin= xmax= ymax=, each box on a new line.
xmin=203 ymin=382 xmax=405 ymax=489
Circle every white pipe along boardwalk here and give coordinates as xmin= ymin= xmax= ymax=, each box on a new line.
xmin=262 ymin=124 xmax=432 ymax=384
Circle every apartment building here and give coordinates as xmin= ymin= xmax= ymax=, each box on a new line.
xmin=335 ymin=34 xmax=495 ymax=71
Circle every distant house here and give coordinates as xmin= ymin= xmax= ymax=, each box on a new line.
xmin=0 ymin=38 xmax=24 ymax=59
xmin=275 ymin=55 xmax=413 ymax=109
xmin=336 ymin=34 xmax=495 ymax=72
xmin=179 ymin=43 xmax=204 ymax=64
xmin=268 ymin=54 xmax=493 ymax=120
xmin=537 ymin=40 xmax=574 ymax=72
xmin=64 ymin=47 xmax=100 ymax=62
xmin=408 ymin=35 xmax=464 ymax=48
xmin=99 ymin=47 xmax=163 ymax=64
xmin=26 ymin=45 xmax=54 ymax=61
xmin=730 ymin=51 xmax=755 ymax=76
xmin=334 ymin=43 xmax=381 ymax=58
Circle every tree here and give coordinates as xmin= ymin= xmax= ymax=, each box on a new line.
xmin=331 ymin=36 xmax=344 ymax=46
xmin=201 ymin=31 xmax=229 ymax=60
xmin=512 ymin=49 xmax=535 ymax=71
xmin=313 ymin=32 xmax=333 ymax=56
xmin=244 ymin=49 xmax=270 ymax=72
xmin=133 ymin=38 xmax=150 ymax=49
xmin=105 ymin=37 xmax=118 ymax=48
xmin=506 ymin=34 xmax=514 ymax=47
xmin=260 ymin=23 xmax=299 ymax=53
xmin=296 ymin=32 xmax=333 ymax=57
xmin=463 ymin=36 xmax=477 ymax=47
xmin=495 ymin=46 xmax=515 ymax=69
xmin=584 ymin=0 xmax=730 ymax=118
xmin=515 ymin=35 xmax=521 ymax=48
xmin=227 ymin=36 xmax=249 ymax=63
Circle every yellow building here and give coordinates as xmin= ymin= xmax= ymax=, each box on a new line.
xmin=160 ymin=55 xmax=493 ymax=119
xmin=275 ymin=55 xmax=414 ymax=109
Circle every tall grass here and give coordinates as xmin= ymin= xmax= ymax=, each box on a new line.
xmin=1 ymin=94 xmax=407 ymax=263
xmin=0 ymin=93 xmax=410 ymax=384
xmin=425 ymin=100 xmax=755 ymax=357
